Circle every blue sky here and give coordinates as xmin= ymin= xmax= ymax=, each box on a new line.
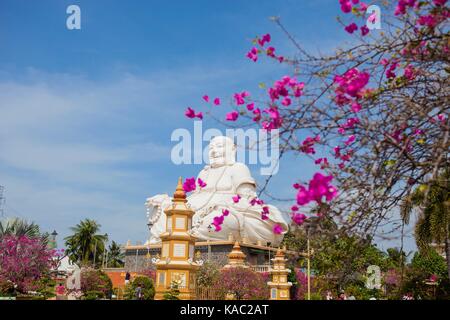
xmin=0 ymin=0 xmax=417 ymax=252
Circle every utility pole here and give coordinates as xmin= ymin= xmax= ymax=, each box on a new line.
xmin=0 ymin=186 xmax=5 ymax=217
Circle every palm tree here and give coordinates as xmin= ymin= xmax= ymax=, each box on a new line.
xmin=106 ymin=241 xmax=125 ymax=268
xmin=401 ymin=170 xmax=450 ymax=279
xmin=0 ymin=217 xmax=45 ymax=240
xmin=64 ymin=219 xmax=108 ymax=266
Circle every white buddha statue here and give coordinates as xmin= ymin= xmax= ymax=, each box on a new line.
xmin=146 ymin=136 xmax=289 ymax=246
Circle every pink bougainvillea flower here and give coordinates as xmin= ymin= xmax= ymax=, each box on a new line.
xmin=232 ymin=194 xmax=241 ymax=203
xmin=395 ymin=0 xmax=416 ymax=16
xmin=266 ymin=46 xmax=276 ymax=57
xmin=252 ymin=108 xmax=261 ymax=122
xmin=345 ymin=134 xmax=356 ymax=146
xmin=197 ymin=178 xmax=207 ymax=188
xmin=308 ymin=172 xmax=338 ymax=203
xmin=334 ymin=145 xmax=342 ymax=158
xmin=213 ymin=215 xmax=224 ymax=225
xmin=185 ymin=107 xmax=196 ymax=118
xmin=404 ymin=65 xmax=417 ymax=81
xmin=315 ymin=157 xmax=330 ymax=169
xmin=334 ymin=68 xmax=370 ymax=98
xmin=437 ymin=113 xmax=446 ymax=123
xmin=351 ymin=102 xmax=362 ymax=112
xmin=293 ymin=183 xmax=301 ymax=189
xmin=433 ymin=0 xmax=447 ymax=5
xmin=183 ymin=177 xmax=196 ymax=192
xmin=291 ymin=205 xmax=299 ymax=212
xmin=345 ymin=23 xmax=358 ymax=34
xmin=258 ymin=33 xmax=271 ymax=46
xmin=226 ymin=111 xmax=239 ymax=121
xmin=261 ymin=206 xmax=270 ymax=220
xmin=202 ymin=95 xmax=209 ymax=102
xmin=246 ymin=102 xmax=255 ymax=111
xmin=417 ymin=15 xmax=438 ymax=28
xmin=185 ymin=107 xmax=203 ymax=120
xmin=273 ymin=224 xmax=284 ymax=235
xmin=213 ymin=97 xmax=221 ymax=106
xmin=361 ymin=25 xmax=370 ymax=36
xmin=234 ymin=91 xmax=249 ymax=105
xmin=359 ymin=1 xmax=368 ymax=11
xmin=386 ymin=61 xmax=399 ymax=79
xmin=296 ymin=186 xmax=311 ymax=206
xmin=340 ymin=0 xmax=352 ymax=13
xmin=222 ymin=209 xmax=230 ymax=216
xmin=281 ymin=97 xmax=291 ymax=106
xmin=250 ymin=197 xmax=264 ymax=206
xmin=246 ymin=47 xmax=259 ymax=62
xmin=380 ymin=58 xmax=390 ymax=66
xmin=292 ymin=213 xmax=307 ymax=225
xmin=300 ymin=135 xmax=321 ymax=154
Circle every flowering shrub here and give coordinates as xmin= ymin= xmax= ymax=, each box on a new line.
xmin=0 ymin=235 xmax=57 ymax=294
xmin=139 ymin=269 xmax=156 ymax=281
xmin=80 ymin=268 xmax=113 ymax=299
xmin=213 ymin=267 xmax=269 ymax=300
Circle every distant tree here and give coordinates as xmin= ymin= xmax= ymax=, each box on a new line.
xmin=402 ymin=249 xmax=449 ymax=299
xmin=64 ymin=219 xmax=108 ymax=266
xmin=0 ymin=218 xmax=47 ymax=243
xmin=401 ymin=170 xmax=450 ymax=279
xmin=106 ymin=241 xmax=124 ymax=268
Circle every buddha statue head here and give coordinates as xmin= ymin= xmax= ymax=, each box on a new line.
xmin=209 ymin=136 xmax=236 ymax=168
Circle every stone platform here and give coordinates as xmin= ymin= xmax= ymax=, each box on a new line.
xmin=124 ymin=240 xmax=298 ymax=273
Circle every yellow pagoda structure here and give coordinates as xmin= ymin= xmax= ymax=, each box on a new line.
xmin=154 ymin=178 xmax=200 ymax=300
xmin=267 ymin=248 xmax=292 ymax=300
xmin=223 ymin=241 xmax=248 ymax=269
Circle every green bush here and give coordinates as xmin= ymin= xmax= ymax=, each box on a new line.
xmin=83 ymin=290 xmax=105 ymax=300
xmin=124 ymin=276 xmax=155 ymax=300
xmin=163 ymin=281 xmax=180 ymax=300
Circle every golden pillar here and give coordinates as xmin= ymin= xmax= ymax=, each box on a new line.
xmin=154 ymin=178 xmax=199 ymax=300
xmin=267 ymin=248 xmax=292 ymax=300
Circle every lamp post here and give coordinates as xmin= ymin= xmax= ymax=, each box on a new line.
xmin=102 ymin=234 xmax=108 ymax=269
xmin=207 ymin=225 xmax=212 ymax=261
xmin=304 ymin=217 xmax=320 ymax=300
